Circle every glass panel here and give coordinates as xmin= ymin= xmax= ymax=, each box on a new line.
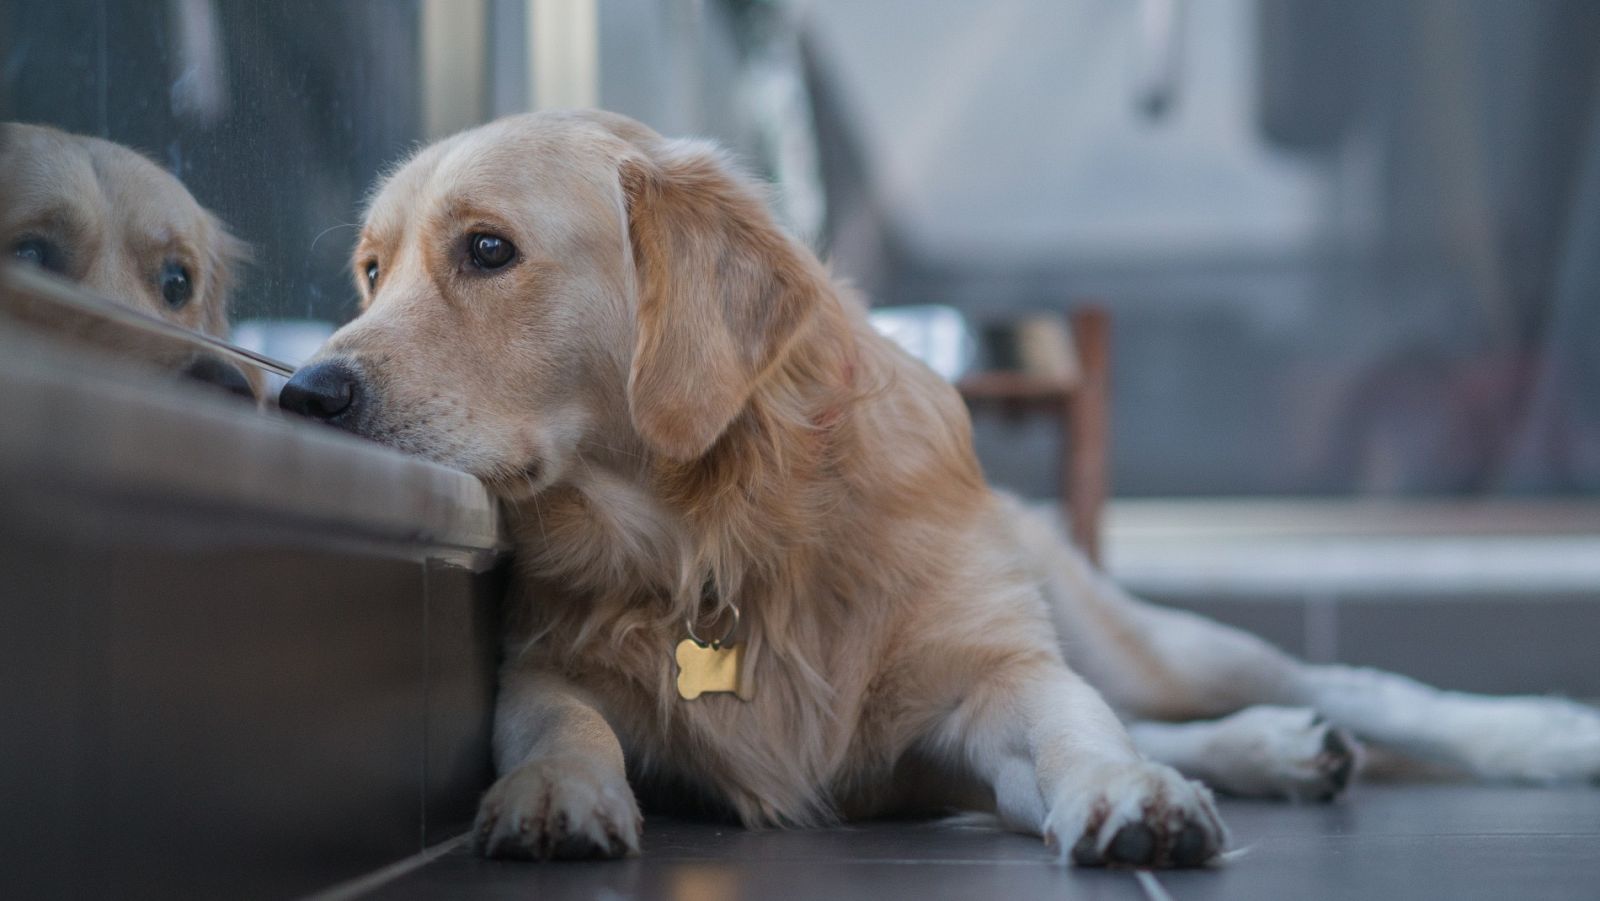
xmin=1 ymin=0 xmax=813 ymax=393
xmin=1 ymin=0 xmax=430 ymax=390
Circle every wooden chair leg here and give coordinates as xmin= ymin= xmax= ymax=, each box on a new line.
xmin=1064 ymin=306 xmax=1110 ymax=565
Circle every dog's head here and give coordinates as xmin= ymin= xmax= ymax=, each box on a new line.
xmin=1 ymin=122 xmax=254 ymax=396
xmin=283 ymin=111 xmax=827 ymax=494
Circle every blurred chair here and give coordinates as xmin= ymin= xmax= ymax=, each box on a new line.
xmin=957 ymin=306 xmax=1111 ymax=563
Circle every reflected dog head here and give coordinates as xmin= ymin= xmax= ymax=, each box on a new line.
xmin=282 ymin=110 xmax=824 ymax=496
xmin=0 ymin=122 xmax=254 ymax=397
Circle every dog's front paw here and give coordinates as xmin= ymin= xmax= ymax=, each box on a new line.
xmin=474 ymin=755 xmax=642 ymax=860
xmin=1045 ymin=760 xmax=1227 ymax=868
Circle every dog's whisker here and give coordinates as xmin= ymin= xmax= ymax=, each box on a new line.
xmin=309 ymin=221 xmax=361 ymax=254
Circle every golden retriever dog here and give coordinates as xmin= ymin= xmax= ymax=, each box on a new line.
xmin=281 ymin=110 xmax=1600 ymax=868
xmin=1 ymin=122 xmax=254 ymax=398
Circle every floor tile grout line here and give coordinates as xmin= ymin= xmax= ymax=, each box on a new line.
xmin=1136 ymin=871 xmax=1177 ymax=901
xmin=300 ymin=833 xmax=472 ymax=901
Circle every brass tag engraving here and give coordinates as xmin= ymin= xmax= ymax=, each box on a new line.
xmin=675 ymin=639 xmax=751 ymax=700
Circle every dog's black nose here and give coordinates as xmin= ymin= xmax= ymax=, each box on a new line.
xmin=182 ymin=354 xmax=256 ymax=401
xmin=280 ymin=359 xmax=361 ymax=422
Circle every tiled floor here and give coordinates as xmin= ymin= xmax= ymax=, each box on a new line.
xmin=359 ymin=784 xmax=1600 ymax=900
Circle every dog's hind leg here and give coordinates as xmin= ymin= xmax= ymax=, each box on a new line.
xmin=1007 ymin=497 xmax=1308 ymax=721
xmin=1008 ymin=497 xmax=1600 ymax=784
xmin=1298 ymin=664 xmax=1600 ymax=783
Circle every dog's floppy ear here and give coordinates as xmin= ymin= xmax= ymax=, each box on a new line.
xmin=620 ymin=141 xmax=819 ymax=461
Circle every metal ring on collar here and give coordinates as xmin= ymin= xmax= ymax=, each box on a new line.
xmin=684 ymin=602 xmax=740 ymax=649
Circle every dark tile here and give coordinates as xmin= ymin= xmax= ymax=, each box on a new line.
xmin=370 ymin=821 xmax=1147 ymax=901
xmin=636 ymin=819 xmax=1060 ymax=863
xmin=1216 ymin=784 xmax=1600 ymax=841
xmin=1160 ymin=834 xmax=1600 ymax=901
xmin=1163 ymin=788 xmax=1600 ymax=901
xmin=364 ymin=787 xmax=1600 ymax=901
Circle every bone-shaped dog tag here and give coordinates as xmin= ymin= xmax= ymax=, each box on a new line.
xmin=675 ymin=639 xmax=751 ymax=700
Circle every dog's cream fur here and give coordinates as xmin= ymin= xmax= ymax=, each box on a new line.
xmin=296 ymin=110 xmax=1600 ymax=868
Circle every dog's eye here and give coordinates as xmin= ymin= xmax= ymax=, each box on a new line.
xmin=364 ymin=261 xmax=379 ymax=290
xmin=12 ymin=237 xmax=65 ymax=273
xmin=468 ymin=233 xmax=515 ymax=270
xmin=160 ymin=260 xmax=193 ymax=309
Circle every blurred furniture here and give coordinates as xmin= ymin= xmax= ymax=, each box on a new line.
xmin=957 ymin=306 xmax=1111 ymax=563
